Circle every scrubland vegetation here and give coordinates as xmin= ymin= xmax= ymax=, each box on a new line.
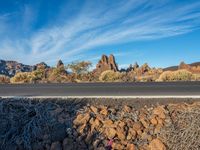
xmin=0 ymin=98 xmax=199 ymax=150
xmin=158 ymin=70 xmax=192 ymax=81
xmin=1 ymin=55 xmax=200 ymax=83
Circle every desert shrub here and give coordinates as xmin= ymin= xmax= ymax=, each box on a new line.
xmin=119 ymin=72 xmax=133 ymax=82
xmin=119 ymin=71 xmax=136 ymax=82
xmin=192 ymin=74 xmax=200 ymax=81
xmin=48 ymin=66 xmax=68 ymax=83
xmin=0 ymin=75 xmax=10 ymax=83
xmin=158 ymin=70 xmax=192 ymax=81
xmin=173 ymin=69 xmax=192 ymax=81
xmin=10 ymin=72 xmax=32 ymax=83
xmin=74 ymin=72 xmax=97 ymax=82
xmin=99 ymin=70 xmax=123 ymax=82
xmin=10 ymin=70 xmax=45 ymax=83
xmin=157 ymin=71 xmax=174 ymax=81
xmin=139 ymin=75 xmax=155 ymax=82
xmin=31 ymin=69 xmax=45 ymax=81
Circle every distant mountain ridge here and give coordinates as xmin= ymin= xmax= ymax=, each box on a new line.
xmin=164 ymin=62 xmax=200 ymax=71
xmin=0 ymin=60 xmax=50 ymax=77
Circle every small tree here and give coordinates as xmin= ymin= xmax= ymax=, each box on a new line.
xmin=66 ymin=61 xmax=92 ymax=74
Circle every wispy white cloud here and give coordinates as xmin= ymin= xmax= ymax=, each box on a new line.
xmin=0 ymin=0 xmax=200 ymax=65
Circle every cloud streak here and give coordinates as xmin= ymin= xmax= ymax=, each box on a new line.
xmin=0 ymin=0 xmax=200 ymax=65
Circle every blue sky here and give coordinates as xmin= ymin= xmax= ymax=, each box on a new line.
xmin=0 ymin=0 xmax=200 ymax=68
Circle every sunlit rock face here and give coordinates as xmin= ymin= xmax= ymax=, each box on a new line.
xmin=93 ymin=54 xmax=119 ymax=75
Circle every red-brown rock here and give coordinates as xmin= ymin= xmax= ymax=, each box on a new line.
xmin=93 ymin=54 xmax=118 ymax=75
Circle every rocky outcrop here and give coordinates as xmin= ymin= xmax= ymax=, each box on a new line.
xmin=127 ymin=62 xmax=139 ymax=72
xmin=56 ymin=60 xmax=64 ymax=68
xmin=179 ymin=62 xmax=191 ymax=70
xmin=33 ymin=62 xmax=50 ymax=70
xmin=94 ymin=54 xmax=118 ymax=75
xmin=0 ymin=60 xmax=34 ymax=77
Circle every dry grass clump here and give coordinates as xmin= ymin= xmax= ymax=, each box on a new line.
xmin=158 ymin=69 xmax=193 ymax=81
xmin=160 ymin=103 xmax=200 ymax=150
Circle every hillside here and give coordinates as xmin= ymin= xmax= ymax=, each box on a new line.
xmin=0 ymin=60 xmax=34 ymax=77
xmin=1 ymin=55 xmax=200 ymax=83
xmin=0 ymin=60 xmax=50 ymax=77
xmin=164 ymin=62 xmax=200 ymax=71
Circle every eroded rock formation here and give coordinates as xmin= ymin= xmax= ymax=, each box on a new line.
xmin=94 ymin=54 xmax=118 ymax=75
xmin=33 ymin=62 xmax=50 ymax=70
xmin=56 ymin=60 xmax=64 ymax=68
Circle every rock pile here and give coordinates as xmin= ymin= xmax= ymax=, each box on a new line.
xmin=72 ymin=105 xmax=167 ymax=150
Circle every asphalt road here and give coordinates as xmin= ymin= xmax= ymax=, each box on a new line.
xmin=0 ymin=82 xmax=200 ymax=97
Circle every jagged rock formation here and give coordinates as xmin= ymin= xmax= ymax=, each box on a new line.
xmin=56 ymin=60 xmax=64 ymax=68
xmin=126 ymin=62 xmax=139 ymax=72
xmin=94 ymin=54 xmax=118 ymax=75
xmin=33 ymin=62 xmax=50 ymax=70
xmin=0 ymin=60 xmax=34 ymax=77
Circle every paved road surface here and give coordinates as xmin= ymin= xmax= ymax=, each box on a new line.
xmin=0 ymin=82 xmax=200 ymax=97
